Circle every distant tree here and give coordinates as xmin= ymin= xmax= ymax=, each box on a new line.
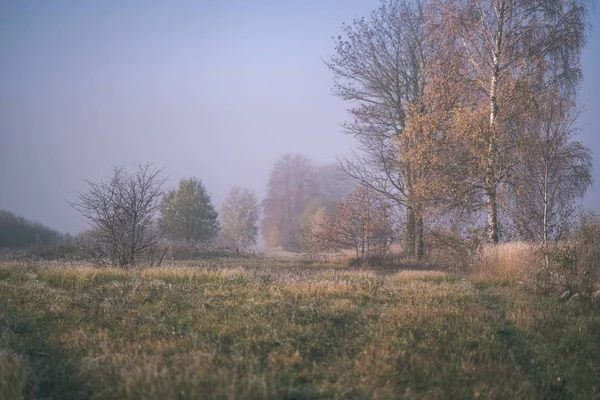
xmin=261 ymin=154 xmax=319 ymax=251
xmin=219 ymin=187 xmax=260 ymax=252
xmin=0 ymin=210 xmax=63 ymax=248
xmin=159 ymin=177 xmax=219 ymax=244
xmin=70 ymin=164 xmax=166 ymax=267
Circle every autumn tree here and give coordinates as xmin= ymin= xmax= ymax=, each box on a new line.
xmin=70 ymin=164 xmax=166 ymax=267
xmin=430 ymin=0 xmax=590 ymax=243
xmin=219 ymin=187 xmax=260 ymax=252
xmin=261 ymin=154 xmax=319 ymax=251
xmin=328 ymin=0 xmax=430 ymax=258
xmin=159 ymin=177 xmax=219 ymax=244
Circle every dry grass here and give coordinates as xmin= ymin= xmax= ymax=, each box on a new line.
xmin=392 ymin=270 xmax=452 ymax=283
xmin=0 ymin=259 xmax=599 ymax=399
xmin=0 ymin=349 xmax=29 ymax=400
xmin=471 ymin=242 xmax=541 ymax=283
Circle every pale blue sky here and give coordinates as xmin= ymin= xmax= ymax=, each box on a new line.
xmin=0 ymin=0 xmax=598 ymax=233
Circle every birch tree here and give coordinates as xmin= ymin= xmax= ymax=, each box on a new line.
xmin=511 ymin=90 xmax=592 ymax=243
xmin=432 ymin=0 xmax=590 ymax=243
xmin=298 ymin=203 xmax=330 ymax=262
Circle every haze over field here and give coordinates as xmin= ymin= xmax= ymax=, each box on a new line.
xmin=0 ymin=0 xmax=599 ymax=234
xmin=2 ymin=2 xmax=600 ymax=399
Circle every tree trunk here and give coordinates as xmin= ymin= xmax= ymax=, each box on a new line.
xmin=485 ymin=137 xmax=499 ymax=243
xmin=406 ymin=206 xmax=416 ymax=257
xmin=486 ymin=0 xmax=504 ymax=244
xmin=416 ymin=213 xmax=424 ymax=260
xmin=543 ymin=164 xmax=550 ymax=269
xmin=543 ymin=164 xmax=549 ymax=246
xmin=486 ymin=184 xmax=499 ymax=243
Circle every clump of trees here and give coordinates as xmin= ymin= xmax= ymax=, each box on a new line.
xmin=159 ymin=177 xmax=219 ymax=244
xmin=0 ymin=210 xmax=63 ymax=248
xmin=6 ymin=0 xmax=594 ymax=268
xmin=328 ymin=186 xmax=396 ymax=261
xmin=327 ymin=0 xmax=593 ymax=259
xmin=297 ymin=186 xmax=397 ymax=263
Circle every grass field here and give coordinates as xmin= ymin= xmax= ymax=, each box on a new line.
xmin=1 ymin=259 xmax=599 ymax=399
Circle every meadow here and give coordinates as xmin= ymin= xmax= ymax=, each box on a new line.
xmin=1 ymin=253 xmax=599 ymax=400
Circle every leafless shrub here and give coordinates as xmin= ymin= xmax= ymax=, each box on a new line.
xmin=423 ymin=225 xmax=484 ymax=272
xmin=70 ymin=164 xmax=167 ymax=268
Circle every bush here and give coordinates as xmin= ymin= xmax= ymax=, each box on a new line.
xmin=347 ymin=257 xmax=363 ymax=267
xmin=345 ymin=255 xmax=390 ymax=267
xmin=534 ymin=212 xmax=600 ymax=295
xmin=424 ymin=226 xmax=484 ymax=272
xmin=573 ymin=212 xmax=600 ymax=291
xmin=21 ymin=232 xmax=101 ymax=262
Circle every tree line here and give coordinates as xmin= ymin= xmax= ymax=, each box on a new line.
xmin=0 ymin=210 xmax=63 ymax=248
xmin=67 ymin=155 xmax=373 ymax=266
xmin=0 ymin=156 xmax=366 ymax=264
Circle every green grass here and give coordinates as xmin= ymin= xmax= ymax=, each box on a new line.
xmin=0 ymin=261 xmax=598 ymax=399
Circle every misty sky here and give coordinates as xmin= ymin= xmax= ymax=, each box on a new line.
xmin=1 ymin=1 xmax=599 ymax=234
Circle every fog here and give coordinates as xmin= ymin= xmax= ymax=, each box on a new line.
xmin=1 ymin=0 xmax=599 ymax=234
